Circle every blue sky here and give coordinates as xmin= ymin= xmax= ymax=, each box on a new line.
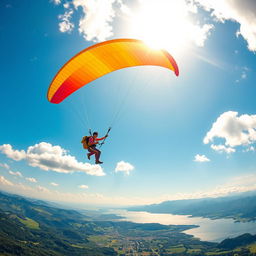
xmin=0 ymin=0 xmax=256 ymax=206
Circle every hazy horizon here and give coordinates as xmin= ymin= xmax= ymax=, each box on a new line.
xmin=1 ymin=0 xmax=256 ymax=207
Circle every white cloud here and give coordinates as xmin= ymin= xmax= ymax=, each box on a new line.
xmin=63 ymin=2 xmax=70 ymax=9
xmin=26 ymin=177 xmax=37 ymax=183
xmin=52 ymin=0 xmax=61 ymax=5
xmin=52 ymin=0 xmax=214 ymax=51
xmin=118 ymin=0 xmax=130 ymax=15
xmin=0 ymin=142 xmax=105 ymax=176
xmin=204 ymin=111 xmax=256 ymax=152
xmin=0 ymin=176 xmax=13 ymax=186
xmin=192 ymin=23 xmax=214 ymax=47
xmin=52 ymin=0 xmax=256 ymax=53
xmin=50 ymin=182 xmax=59 ymax=186
xmin=211 ymin=144 xmax=235 ymax=154
xmin=9 ymin=171 xmax=23 ymax=177
xmin=54 ymin=0 xmax=129 ymax=42
xmin=194 ymin=154 xmax=210 ymax=162
xmin=115 ymin=161 xmax=134 ymax=175
xmin=0 ymin=144 xmax=26 ymax=161
xmin=0 ymin=163 xmax=10 ymax=169
xmin=72 ymin=0 xmax=121 ymax=42
xmin=58 ymin=9 xmax=74 ymax=33
xmin=79 ymin=184 xmax=89 ymax=189
xmin=193 ymin=0 xmax=256 ymax=52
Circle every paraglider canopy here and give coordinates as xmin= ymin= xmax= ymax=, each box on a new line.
xmin=47 ymin=38 xmax=179 ymax=104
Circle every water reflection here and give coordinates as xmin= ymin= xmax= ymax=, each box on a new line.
xmin=109 ymin=210 xmax=256 ymax=242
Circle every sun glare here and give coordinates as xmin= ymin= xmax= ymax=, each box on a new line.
xmin=127 ymin=0 xmax=194 ymax=57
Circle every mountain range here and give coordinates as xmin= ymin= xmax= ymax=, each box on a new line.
xmin=128 ymin=192 xmax=256 ymax=222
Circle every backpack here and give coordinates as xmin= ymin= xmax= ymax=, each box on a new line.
xmin=81 ymin=136 xmax=91 ymax=149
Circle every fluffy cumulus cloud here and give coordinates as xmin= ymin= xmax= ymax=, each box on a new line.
xmin=9 ymin=171 xmax=23 ymax=177
xmin=57 ymin=0 xmax=126 ymax=41
xmin=194 ymin=154 xmax=210 ymax=162
xmin=193 ymin=0 xmax=256 ymax=52
xmin=0 ymin=144 xmax=26 ymax=161
xmin=204 ymin=111 xmax=256 ymax=153
xmin=26 ymin=177 xmax=37 ymax=183
xmin=0 ymin=142 xmax=105 ymax=176
xmin=58 ymin=9 xmax=74 ymax=33
xmin=52 ymin=0 xmax=256 ymax=52
xmin=73 ymin=0 xmax=122 ymax=41
xmin=115 ymin=161 xmax=134 ymax=175
xmin=210 ymin=144 xmax=235 ymax=154
xmin=191 ymin=24 xmax=214 ymax=47
xmin=53 ymin=0 xmax=214 ymax=48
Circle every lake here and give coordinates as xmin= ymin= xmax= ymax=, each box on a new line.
xmin=108 ymin=209 xmax=256 ymax=242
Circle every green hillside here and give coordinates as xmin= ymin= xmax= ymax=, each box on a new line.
xmin=1 ymin=191 xmax=256 ymax=256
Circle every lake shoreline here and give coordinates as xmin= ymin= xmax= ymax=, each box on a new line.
xmin=107 ymin=209 xmax=256 ymax=242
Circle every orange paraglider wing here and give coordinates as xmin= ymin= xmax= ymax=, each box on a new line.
xmin=47 ymin=39 xmax=179 ymax=104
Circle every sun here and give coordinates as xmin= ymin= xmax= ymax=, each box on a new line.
xmin=127 ymin=0 xmax=194 ymax=56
